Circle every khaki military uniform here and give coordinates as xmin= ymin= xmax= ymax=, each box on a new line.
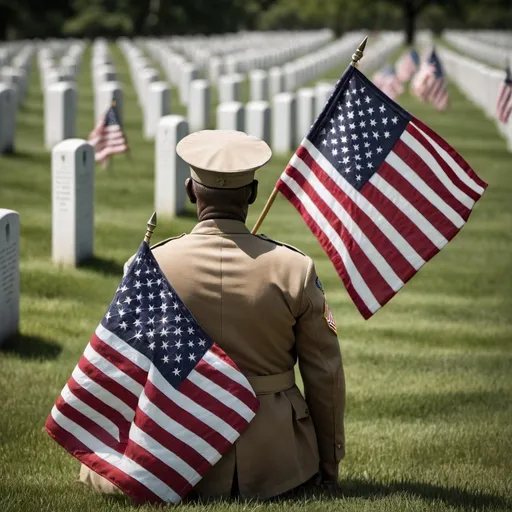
xmin=81 ymin=218 xmax=345 ymax=499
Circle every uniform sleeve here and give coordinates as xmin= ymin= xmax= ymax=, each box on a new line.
xmin=295 ymin=258 xmax=346 ymax=465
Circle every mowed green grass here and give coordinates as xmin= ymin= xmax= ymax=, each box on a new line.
xmin=0 ymin=43 xmax=511 ymax=512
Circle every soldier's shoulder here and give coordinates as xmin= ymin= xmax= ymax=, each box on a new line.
xmin=255 ymin=233 xmax=308 ymax=257
xmin=150 ymin=233 xmax=187 ymax=250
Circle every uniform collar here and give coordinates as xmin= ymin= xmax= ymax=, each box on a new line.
xmin=190 ymin=219 xmax=251 ymax=235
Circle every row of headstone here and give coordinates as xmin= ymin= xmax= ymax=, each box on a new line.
xmin=437 ymin=46 xmax=512 ymax=152
xmin=468 ymin=30 xmax=512 ymax=49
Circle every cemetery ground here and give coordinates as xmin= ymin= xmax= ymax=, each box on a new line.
xmin=1 ymin=44 xmax=512 ymax=512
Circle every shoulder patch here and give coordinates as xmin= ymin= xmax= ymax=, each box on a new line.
xmin=324 ymin=300 xmax=337 ymax=335
xmin=256 ymin=234 xmax=306 ymax=256
xmin=150 ymin=233 xmax=186 ymax=250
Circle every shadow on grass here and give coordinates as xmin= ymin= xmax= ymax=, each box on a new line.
xmin=79 ymin=256 xmax=124 ymax=277
xmin=1 ymin=333 xmax=62 ymax=360
xmin=0 ymin=149 xmax=48 ymax=165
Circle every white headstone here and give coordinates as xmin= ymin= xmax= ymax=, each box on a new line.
xmin=188 ymin=80 xmax=211 ymax=133
xmin=216 ymin=102 xmax=244 ymax=131
xmin=180 ymin=64 xmax=199 ymax=106
xmin=296 ymin=88 xmax=315 ymax=143
xmin=0 ymin=209 xmax=20 ymax=345
xmin=219 ymin=74 xmax=243 ymax=104
xmin=209 ymin=57 xmax=223 ymax=84
xmin=245 ymin=101 xmax=270 ymax=144
xmin=250 ymin=70 xmax=268 ymax=102
xmin=155 ymin=116 xmax=189 ymax=219
xmin=0 ymin=85 xmax=16 ymax=154
xmin=272 ymin=93 xmax=296 ymax=154
xmin=143 ymin=81 xmax=170 ymax=141
xmin=52 ymin=139 xmax=95 ymax=266
xmin=315 ymin=82 xmax=333 ymax=117
xmin=45 ymin=82 xmax=77 ymax=150
xmin=269 ymin=67 xmax=284 ymax=98
xmin=95 ymin=82 xmax=123 ymax=125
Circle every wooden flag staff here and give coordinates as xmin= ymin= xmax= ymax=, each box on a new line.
xmin=250 ymin=36 xmax=369 ymax=235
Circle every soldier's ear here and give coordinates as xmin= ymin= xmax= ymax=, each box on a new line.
xmin=248 ymin=180 xmax=258 ymax=205
xmin=185 ymin=178 xmax=197 ymax=204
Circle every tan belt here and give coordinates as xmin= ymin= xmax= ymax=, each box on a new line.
xmin=246 ymin=370 xmax=295 ymax=395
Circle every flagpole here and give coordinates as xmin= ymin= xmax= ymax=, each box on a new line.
xmin=144 ymin=212 xmax=157 ymax=244
xmin=250 ymin=36 xmax=369 ymax=235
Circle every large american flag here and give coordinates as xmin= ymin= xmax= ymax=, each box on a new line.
xmin=45 ymin=241 xmax=259 ymax=504
xmin=411 ymin=49 xmax=448 ymax=111
xmin=496 ymin=65 xmax=512 ymax=124
xmin=88 ymin=102 xmax=129 ymax=167
xmin=276 ymin=65 xmax=487 ymax=319
xmin=372 ymin=64 xmax=404 ymax=101
xmin=396 ymin=48 xmax=420 ymax=83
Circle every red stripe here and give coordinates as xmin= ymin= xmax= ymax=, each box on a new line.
xmin=67 ymin=375 xmax=130 ymax=442
xmin=379 ymin=161 xmax=459 ymax=241
xmin=360 ymin=181 xmax=440 ymax=261
xmin=277 ymin=178 xmax=374 ymax=319
xmin=54 ymin=395 xmax=122 ymax=451
xmin=133 ymin=411 xmax=212 ymax=476
xmin=393 ymin=137 xmax=472 ymax=221
xmin=209 ymin=344 xmax=238 ymax=370
xmin=144 ymin=380 xmax=232 ymax=454
xmin=412 ymin=117 xmax=488 ymax=190
xmin=177 ymin=378 xmax=249 ymax=435
xmin=123 ymin=439 xmax=193 ymax=499
xmin=497 ymin=85 xmax=511 ymax=111
xmin=45 ymin=416 xmax=161 ymax=504
xmin=405 ymin=124 xmax=481 ymax=202
xmin=284 ymin=164 xmax=396 ymax=306
xmin=194 ymin=358 xmax=259 ymax=414
xmin=297 ymin=146 xmax=417 ymax=283
xmin=78 ymin=356 xmax=138 ymax=411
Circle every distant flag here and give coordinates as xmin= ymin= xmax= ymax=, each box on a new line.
xmin=496 ymin=65 xmax=512 ymax=124
xmin=411 ymin=48 xmax=449 ymax=111
xmin=88 ymin=99 xmax=129 ymax=167
xmin=396 ymin=48 xmax=420 ymax=83
xmin=275 ymin=63 xmax=487 ymax=319
xmin=372 ymin=64 xmax=404 ymax=100
xmin=45 ymin=241 xmax=259 ymax=504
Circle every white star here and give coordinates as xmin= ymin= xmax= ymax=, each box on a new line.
xmin=356 ymin=164 xmax=362 ymax=171
xmin=120 ymin=321 xmax=128 ymax=330
xmin=349 ymin=123 xmax=356 ymax=130
xmin=135 ymin=256 xmax=141 ymax=264
xmin=161 ymin=341 xmax=169 ymax=349
xmin=367 ymin=161 xmax=373 ymax=169
xmin=116 ymin=300 xmax=121 ymax=307
xmin=187 ymin=327 xmax=195 ymax=335
xmin=384 ymin=131 xmax=391 ymax=138
xmin=330 ymin=138 xmax=338 ymax=145
xmin=332 ymin=148 xmax=338 ymax=156
xmin=198 ymin=339 xmax=206 ymax=347
xmin=148 ymin=305 xmax=155 ymax=313
xmin=345 ymin=100 xmax=352 ymax=108
xmin=124 ymin=296 xmax=132 ymax=305
xmin=188 ymin=354 xmax=196 ymax=362
xmin=135 ymin=269 xmax=141 ymax=277
xmin=344 ymin=167 xmax=351 ymax=174
xmin=354 ymin=144 xmax=360 ymax=152
xmin=347 ymin=111 xmax=354 ymax=119
xmin=382 ymin=117 xmax=388 ymax=125
xmin=341 ymin=136 xmax=347 ymax=144
xmin=148 ymin=293 xmax=155 ymax=301
xmin=156 ymin=278 xmax=162 ymax=286
xmin=359 ymin=120 xmax=366 ymax=128
xmin=355 ymin=154 xmax=361 ymax=161
xmin=367 ymin=107 xmax=374 ymax=115
xmin=358 ymin=110 xmax=365 ymax=117
xmin=360 ymin=87 xmax=366 ymax=93
xmin=188 ymin=341 xmax=194 ymax=348
xmin=105 ymin=311 xmax=112 ymax=321
xmin=135 ymin=306 xmax=142 ymax=315
xmin=148 ymin=341 xmax=156 ymax=350
xmin=172 ymin=301 xmax=179 ymax=310
xmin=175 ymin=340 xmax=183 ymax=349
xmin=336 ymin=103 xmax=343 ymax=110
xmin=172 ymin=368 xmax=181 ymax=376
xmin=342 ymin=156 xmax=350 ymax=164
xmin=162 ymin=355 xmax=169 ymax=364
xmin=355 ymin=98 xmax=361 ymax=106
xmin=144 ymin=268 xmax=151 ymax=274
xmin=364 ymin=95 xmax=371 ymax=104
xmin=329 ymin=118 xmax=335 ymax=125
xmin=337 ymin=113 xmax=345 ymax=121
xmin=341 ymin=146 xmax=349 ymax=154
xmin=136 ymin=293 xmax=143 ymax=301
xmin=159 ymin=290 xmax=166 ymax=299
xmin=351 ymin=88 xmax=357 ymax=94
xmin=339 ymin=125 xmax=346 ymax=132
xmin=160 ymin=327 xmax=169 ymax=337
xmin=161 ymin=316 xmax=168 ymax=324
xmin=364 ymin=141 xmax=371 ymax=148
xmin=120 ymin=285 xmax=128 ymax=293
xmin=365 ymin=150 xmax=373 ymax=159
xmin=148 ymin=330 xmax=156 ymax=340
xmin=161 ymin=303 xmax=168 ymax=313
xmin=174 ymin=314 xmax=182 ymax=323
xmin=118 ymin=308 xmax=125 ymax=317
xmin=330 ymin=127 xmax=336 ymax=135
xmin=134 ymin=281 xmax=142 ymax=289
xmin=376 ymin=146 xmax=383 ymax=154
xmin=391 ymin=116 xmax=398 ymax=124
xmin=372 ymin=131 xmax=380 ymax=140
xmin=322 ymin=139 xmax=328 ymax=146
xmin=356 ymin=174 xmax=362 ymax=181
xmin=134 ymin=319 xmax=142 ymax=328
xmin=370 ymin=119 xmax=377 ymax=127
xmin=174 ymin=354 xmax=182 ymax=363
xmin=363 ymin=132 xmax=369 ymax=139
xmin=134 ymin=331 xmax=143 ymax=341
xmin=351 ymin=133 xmax=358 ymax=141
xmin=175 ymin=327 xmax=183 ymax=336
xmin=379 ymin=104 xmax=386 ymax=113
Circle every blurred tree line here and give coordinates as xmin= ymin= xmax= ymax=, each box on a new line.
xmin=1 ymin=0 xmax=511 ymax=41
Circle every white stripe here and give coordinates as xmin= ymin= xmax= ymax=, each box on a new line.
xmin=370 ymin=173 xmax=448 ymax=250
xmin=138 ymin=391 xmax=221 ymax=463
xmin=50 ymin=407 xmax=180 ymax=503
xmin=302 ymin=139 xmax=425 ymax=271
xmin=84 ymin=344 xmax=143 ymax=398
xmin=61 ymin=384 xmax=120 ymax=441
xmin=280 ymin=172 xmax=380 ymax=313
xmin=290 ymin=154 xmax=404 ymax=292
xmin=386 ymin=152 xmax=465 ymax=228
xmin=400 ymin=130 xmax=475 ymax=210
xmin=187 ymin=369 xmax=257 ymax=423
xmin=202 ymin=351 xmax=254 ymax=393
xmin=72 ymin=365 xmax=134 ymax=422
xmin=149 ymin=367 xmax=240 ymax=443
xmin=96 ymin=324 xmax=151 ymax=372
xmin=129 ymin=423 xmax=201 ymax=486
xmin=411 ymin=122 xmax=485 ymax=195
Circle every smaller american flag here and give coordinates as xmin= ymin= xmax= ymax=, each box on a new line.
xmin=372 ymin=64 xmax=404 ymax=101
xmin=88 ymin=101 xmax=129 ymax=167
xmin=496 ymin=65 xmax=512 ymax=124
xmin=411 ymin=49 xmax=448 ymax=111
xmin=396 ymin=48 xmax=420 ymax=83
xmin=46 ymin=241 xmax=259 ymax=504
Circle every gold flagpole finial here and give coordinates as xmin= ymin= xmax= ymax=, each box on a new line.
xmin=144 ymin=212 xmax=157 ymax=244
xmin=351 ymin=36 xmax=368 ymax=67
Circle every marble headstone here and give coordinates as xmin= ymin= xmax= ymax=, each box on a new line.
xmin=245 ymin=101 xmax=271 ymax=144
xmin=45 ymin=82 xmax=77 ymax=150
xmin=0 ymin=85 xmax=16 ymax=154
xmin=188 ymin=80 xmax=211 ymax=132
xmin=272 ymin=93 xmax=296 ymax=154
xmin=296 ymin=88 xmax=315 ymax=144
xmin=144 ymin=81 xmax=170 ymax=141
xmin=216 ymin=102 xmax=244 ymax=131
xmin=95 ymin=82 xmax=123 ymax=126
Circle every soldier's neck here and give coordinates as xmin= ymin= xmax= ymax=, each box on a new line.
xmin=197 ymin=208 xmax=247 ymax=224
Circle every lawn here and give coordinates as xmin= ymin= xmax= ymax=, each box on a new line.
xmin=0 ymin=41 xmax=511 ymax=512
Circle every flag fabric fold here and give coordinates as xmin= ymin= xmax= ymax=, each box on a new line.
xmin=45 ymin=241 xmax=259 ymax=504
xmin=396 ymin=48 xmax=420 ymax=83
xmin=411 ymin=49 xmax=449 ymax=111
xmin=276 ymin=64 xmax=487 ymax=319
xmin=372 ymin=64 xmax=404 ymax=100
xmin=496 ymin=65 xmax=512 ymax=124
xmin=88 ymin=103 xmax=129 ymax=167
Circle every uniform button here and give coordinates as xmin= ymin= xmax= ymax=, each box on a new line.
xmin=337 ymin=444 xmax=342 ymax=449
xmin=216 ymin=177 xmax=226 ymax=187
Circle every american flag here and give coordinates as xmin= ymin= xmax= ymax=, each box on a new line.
xmin=45 ymin=241 xmax=259 ymax=504
xmin=88 ymin=102 xmax=129 ymax=166
xmin=396 ymin=48 xmax=420 ymax=83
xmin=372 ymin=64 xmax=404 ymax=100
xmin=411 ymin=49 xmax=448 ymax=111
xmin=276 ymin=64 xmax=487 ymax=319
xmin=496 ymin=65 xmax=512 ymax=124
